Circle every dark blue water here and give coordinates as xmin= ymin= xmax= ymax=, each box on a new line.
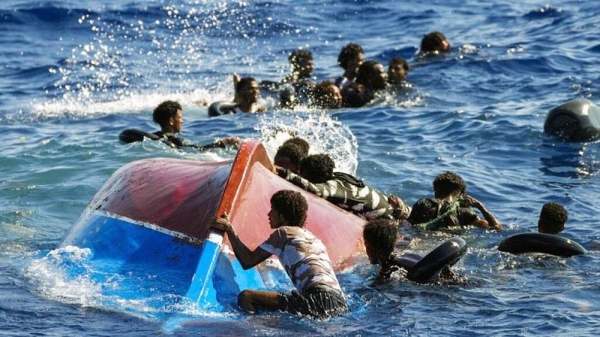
xmin=2 ymin=0 xmax=600 ymax=335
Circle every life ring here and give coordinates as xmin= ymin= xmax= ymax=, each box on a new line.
xmin=544 ymin=98 xmax=600 ymax=141
xmin=498 ymin=232 xmax=586 ymax=257
xmin=118 ymin=129 xmax=161 ymax=143
xmin=208 ymin=101 xmax=240 ymax=117
xmin=406 ymin=237 xmax=467 ymax=283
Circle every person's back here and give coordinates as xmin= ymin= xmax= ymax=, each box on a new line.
xmin=538 ymin=202 xmax=567 ymax=234
xmin=276 ymin=153 xmax=396 ymax=219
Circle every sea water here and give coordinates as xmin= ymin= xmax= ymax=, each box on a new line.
xmin=1 ymin=0 xmax=599 ymax=336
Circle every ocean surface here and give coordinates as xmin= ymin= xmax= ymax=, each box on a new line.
xmin=1 ymin=0 xmax=600 ymax=336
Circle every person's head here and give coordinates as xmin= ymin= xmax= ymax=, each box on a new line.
xmin=341 ymin=82 xmax=368 ymax=108
xmin=269 ymin=190 xmax=308 ymax=228
xmin=274 ymin=144 xmax=307 ymax=174
xmin=300 ymin=153 xmax=335 ymax=183
xmin=312 ymin=80 xmax=343 ymax=109
xmin=432 ymin=171 xmax=467 ymax=199
xmin=282 ymin=137 xmax=310 ymax=156
xmin=538 ymin=202 xmax=568 ymax=234
xmin=235 ymin=77 xmax=260 ymax=105
xmin=388 ymin=57 xmax=409 ymax=85
xmin=153 ymin=100 xmax=183 ymax=133
xmin=289 ymin=49 xmax=314 ymax=80
xmin=363 ymin=218 xmax=398 ymax=264
xmin=338 ymin=43 xmax=364 ymax=75
xmin=420 ymin=31 xmax=451 ymax=55
xmin=355 ymin=60 xmax=388 ymax=91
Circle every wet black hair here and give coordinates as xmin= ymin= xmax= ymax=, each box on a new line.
xmin=538 ymin=202 xmax=568 ymax=234
xmin=420 ymin=31 xmax=451 ymax=54
xmin=432 ymin=171 xmax=467 ymax=199
xmin=390 ymin=56 xmax=409 ymax=72
xmin=363 ymin=218 xmax=398 ymax=258
xmin=338 ymin=43 xmax=364 ymax=69
xmin=312 ymin=80 xmax=342 ymax=109
xmin=355 ymin=60 xmax=387 ymax=91
xmin=235 ymin=77 xmax=257 ymax=93
xmin=153 ymin=100 xmax=182 ymax=128
xmin=300 ymin=154 xmax=335 ymax=183
xmin=289 ymin=49 xmax=313 ymax=65
xmin=275 ymin=143 xmax=307 ymax=168
xmin=270 ymin=190 xmax=308 ymax=227
xmin=282 ymin=137 xmax=310 ymax=156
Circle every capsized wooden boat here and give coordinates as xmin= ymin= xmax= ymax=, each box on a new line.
xmin=59 ymin=139 xmax=366 ymax=316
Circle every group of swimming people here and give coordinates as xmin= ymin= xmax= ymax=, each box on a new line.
xmin=207 ymin=31 xmax=452 ymax=116
xmin=119 ymin=31 xmax=577 ymax=320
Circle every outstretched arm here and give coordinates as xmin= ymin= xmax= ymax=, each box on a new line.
xmin=462 ymin=195 xmax=502 ymax=231
xmin=210 ymin=215 xmax=272 ymax=269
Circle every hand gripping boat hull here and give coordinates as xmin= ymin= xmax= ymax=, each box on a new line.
xmin=59 ymin=139 xmax=365 ymax=318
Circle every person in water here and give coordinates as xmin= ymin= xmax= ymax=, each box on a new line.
xmin=363 ymin=218 xmax=462 ymax=282
xmin=282 ymin=49 xmax=315 ymax=85
xmin=209 ymin=190 xmax=348 ymax=319
xmin=281 ymin=136 xmax=310 ymax=156
xmin=419 ymin=31 xmax=451 ymax=55
xmin=208 ymin=75 xmax=265 ymax=116
xmin=311 ymin=80 xmax=343 ymax=109
xmin=275 ymin=153 xmax=410 ymax=220
xmin=272 ymin=136 xmax=310 ymax=173
xmin=273 ymin=143 xmax=307 ymax=175
xmin=387 ymin=56 xmax=410 ymax=85
xmin=407 ymin=171 xmax=502 ymax=231
xmin=277 ymin=49 xmax=316 ymax=109
xmin=342 ymin=60 xmax=388 ymax=108
xmin=335 ymin=43 xmax=364 ymax=90
xmin=538 ymin=202 xmax=568 ymax=234
xmin=150 ymin=100 xmax=239 ymax=149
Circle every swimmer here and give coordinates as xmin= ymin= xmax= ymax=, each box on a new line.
xmin=282 ymin=49 xmax=315 ymax=85
xmin=419 ymin=31 xmax=451 ymax=55
xmin=119 ymin=100 xmax=239 ymax=150
xmin=388 ymin=56 xmax=409 ymax=85
xmin=208 ymin=75 xmax=265 ymax=116
xmin=335 ymin=43 xmax=364 ymax=90
xmin=363 ymin=218 xmax=465 ymax=282
xmin=210 ymin=190 xmax=348 ymax=319
xmin=538 ymin=202 xmax=567 ymax=234
xmin=408 ymin=171 xmax=502 ymax=231
xmin=312 ymin=80 xmax=343 ymax=109
xmin=342 ymin=60 xmax=387 ymax=108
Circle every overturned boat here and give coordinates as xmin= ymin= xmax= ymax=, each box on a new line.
xmin=59 ymin=139 xmax=366 ymax=316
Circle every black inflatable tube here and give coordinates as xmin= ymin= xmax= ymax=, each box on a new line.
xmin=498 ymin=232 xmax=586 ymax=257
xmin=407 ymin=237 xmax=467 ymax=283
xmin=208 ymin=101 xmax=239 ymax=117
xmin=119 ymin=129 xmax=161 ymax=143
xmin=544 ymin=98 xmax=600 ymax=141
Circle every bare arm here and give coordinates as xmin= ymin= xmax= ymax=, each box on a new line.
xmin=210 ymin=215 xmax=272 ymax=269
xmin=462 ymin=195 xmax=502 ymax=231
